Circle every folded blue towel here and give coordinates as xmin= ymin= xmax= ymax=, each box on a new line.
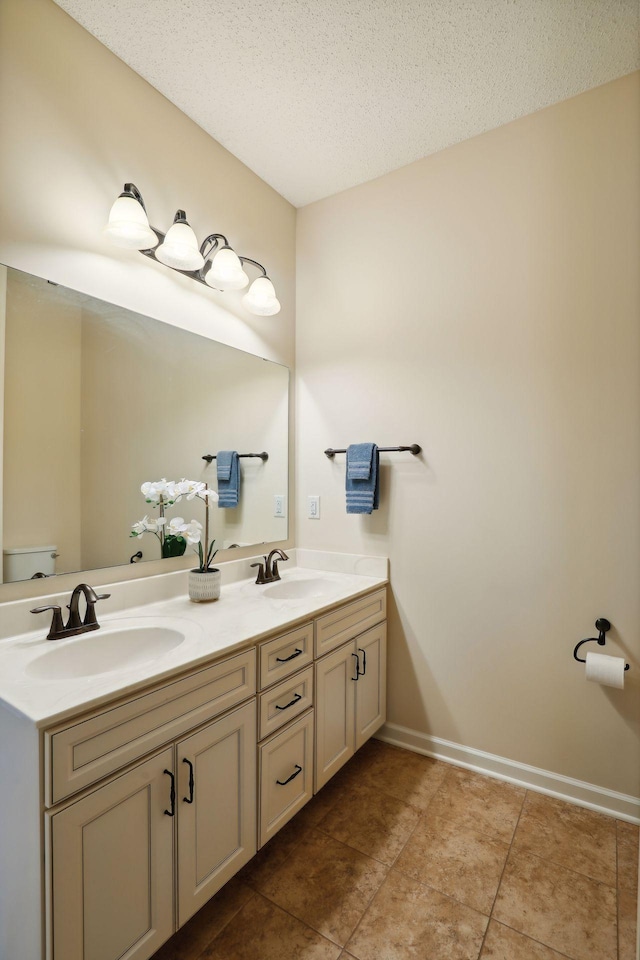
xmin=217 ymin=451 xmax=240 ymax=508
xmin=346 ymin=442 xmax=375 ymax=480
xmin=346 ymin=443 xmax=379 ymax=514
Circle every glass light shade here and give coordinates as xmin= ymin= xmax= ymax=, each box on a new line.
xmin=204 ymin=246 xmax=249 ymax=290
xmin=242 ymin=276 xmax=281 ymax=316
xmin=155 ymin=219 xmax=204 ymax=271
xmin=104 ymin=194 xmax=158 ymax=250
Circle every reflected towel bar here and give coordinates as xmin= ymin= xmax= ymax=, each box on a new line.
xmin=202 ymin=451 xmax=268 ymax=463
xmin=324 ymin=444 xmax=421 ymax=458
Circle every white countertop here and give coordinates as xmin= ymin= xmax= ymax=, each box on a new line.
xmin=0 ymin=551 xmax=388 ymax=728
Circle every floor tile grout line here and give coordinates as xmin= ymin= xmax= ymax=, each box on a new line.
xmin=250 ymin=826 xmax=391 ymax=950
xmin=488 ymin=919 xmax=583 ymax=960
xmin=503 ymin=844 xmax=620 ymax=894
xmin=249 ymin=890 xmax=345 ymax=951
xmin=192 ymin=888 xmax=258 ymax=960
xmin=476 ymin=785 xmax=528 ymax=957
xmin=343 ymin=862 xmax=494 ymax=958
xmin=484 ymin=788 xmax=618 ymax=960
xmin=311 ymin=817 xmax=404 ymax=870
xmin=337 ymin=767 xmax=450 ymax=957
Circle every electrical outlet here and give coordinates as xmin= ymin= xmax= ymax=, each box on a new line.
xmin=273 ymin=494 xmax=286 ymax=518
xmin=308 ymin=495 xmax=320 ymax=519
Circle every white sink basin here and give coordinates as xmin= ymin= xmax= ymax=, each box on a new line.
xmin=26 ymin=619 xmax=186 ymax=680
xmin=262 ymin=578 xmax=337 ymax=600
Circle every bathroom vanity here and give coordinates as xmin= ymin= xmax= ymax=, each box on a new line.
xmin=0 ymin=553 xmax=387 ymax=960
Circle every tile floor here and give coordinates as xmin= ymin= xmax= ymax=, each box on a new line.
xmin=152 ymin=739 xmax=638 ymax=960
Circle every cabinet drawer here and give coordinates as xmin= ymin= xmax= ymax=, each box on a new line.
xmin=46 ymin=648 xmax=256 ymax=805
xmin=259 ymin=623 xmax=314 ymax=689
xmin=258 ymin=666 xmax=313 ymax=740
xmin=314 ymin=589 xmax=386 ymax=658
xmin=259 ymin=709 xmax=314 ymax=848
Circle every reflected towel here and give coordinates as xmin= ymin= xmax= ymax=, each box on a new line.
xmin=346 ymin=443 xmax=379 ymax=514
xmin=217 ymin=451 xmax=240 ymax=508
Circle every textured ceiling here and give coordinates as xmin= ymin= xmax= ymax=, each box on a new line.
xmin=54 ymin=0 xmax=639 ymax=207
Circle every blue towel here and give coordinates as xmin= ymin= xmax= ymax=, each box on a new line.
xmin=217 ymin=451 xmax=240 ymax=508
xmin=346 ymin=443 xmax=379 ymax=514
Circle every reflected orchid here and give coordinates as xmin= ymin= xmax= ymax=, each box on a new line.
xmin=131 ymin=478 xmax=217 ymax=564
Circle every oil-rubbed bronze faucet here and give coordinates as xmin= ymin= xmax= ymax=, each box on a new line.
xmin=31 ymin=583 xmax=111 ymax=641
xmin=251 ymin=549 xmax=289 ymax=584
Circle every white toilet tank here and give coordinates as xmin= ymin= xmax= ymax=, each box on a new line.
xmin=3 ymin=545 xmax=58 ymax=582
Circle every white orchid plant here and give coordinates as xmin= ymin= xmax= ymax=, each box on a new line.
xmin=131 ymin=479 xmax=219 ymax=570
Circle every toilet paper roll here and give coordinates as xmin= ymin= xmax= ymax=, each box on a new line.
xmin=585 ymin=651 xmax=626 ymax=689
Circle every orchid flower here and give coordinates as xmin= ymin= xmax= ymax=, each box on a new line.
xmin=130 ymin=515 xmax=167 ymax=537
xmin=134 ymin=479 xmax=215 ymax=563
xmin=141 ymin=479 xmax=176 ymax=505
xmin=173 ymin=479 xmax=206 ymax=500
xmin=167 ymin=517 xmax=203 ymax=544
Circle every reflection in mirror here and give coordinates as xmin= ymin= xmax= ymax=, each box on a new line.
xmin=0 ymin=265 xmax=289 ymax=583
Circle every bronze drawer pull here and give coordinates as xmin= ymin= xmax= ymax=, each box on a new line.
xmin=275 ymin=692 xmax=302 ymax=711
xmin=358 ymin=647 xmax=367 ymax=676
xmin=163 ymin=769 xmax=175 ymax=816
xmin=182 ymin=758 xmax=195 ymax=804
xmin=351 ymin=651 xmax=360 ymax=681
xmin=276 ymin=764 xmax=302 ymax=786
xmin=275 ymin=648 xmax=302 ymax=663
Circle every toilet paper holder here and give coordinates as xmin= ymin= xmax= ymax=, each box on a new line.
xmin=573 ymin=618 xmax=630 ymax=671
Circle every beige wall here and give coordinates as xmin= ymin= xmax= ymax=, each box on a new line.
xmin=0 ymin=0 xmax=295 ymax=600
xmin=296 ymin=73 xmax=640 ymax=797
xmin=4 ymin=272 xmax=82 ymax=571
xmin=80 ymin=306 xmax=289 ymax=570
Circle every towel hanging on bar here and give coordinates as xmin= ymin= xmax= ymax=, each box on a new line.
xmin=346 ymin=443 xmax=379 ymax=514
xmin=217 ymin=451 xmax=240 ymax=508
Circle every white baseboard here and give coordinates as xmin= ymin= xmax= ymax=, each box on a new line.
xmin=376 ymin=722 xmax=640 ymax=824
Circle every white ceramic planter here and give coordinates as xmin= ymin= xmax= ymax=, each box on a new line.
xmin=188 ymin=568 xmax=221 ymax=603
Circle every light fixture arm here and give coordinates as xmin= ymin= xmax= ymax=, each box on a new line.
xmin=122 ymin=182 xmax=147 ymax=211
xmin=238 ymin=257 xmax=268 ymax=278
xmin=199 ymin=233 xmax=229 ymax=260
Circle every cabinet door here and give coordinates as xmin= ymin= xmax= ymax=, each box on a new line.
xmin=176 ymin=701 xmax=257 ymax=928
xmin=314 ymin=641 xmax=356 ymax=791
xmin=48 ymin=747 xmax=174 ymax=960
xmin=354 ymin=623 xmax=387 ymax=750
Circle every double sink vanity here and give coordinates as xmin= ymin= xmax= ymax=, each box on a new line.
xmin=0 ymin=549 xmax=388 ymax=960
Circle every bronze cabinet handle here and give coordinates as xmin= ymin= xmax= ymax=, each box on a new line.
xmin=182 ymin=758 xmax=195 ymax=804
xmin=275 ymin=693 xmax=302 ymax=711
xmin=275 ymin=648 xmax=302 ymax=663
xmin=163 ymin=769 xmax=175 ymax=816
xmin=276 ymin=764 xmax=302 ymax=786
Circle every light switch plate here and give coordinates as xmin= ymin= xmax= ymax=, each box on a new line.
xmin=274 ymin=494 xmax=286 ymax=518
xmin=308 ymin=495 xmax=320 ymax=519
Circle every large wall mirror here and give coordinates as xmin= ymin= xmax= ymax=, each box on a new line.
xmin=0 ymin=265 xmax=289 ymax=584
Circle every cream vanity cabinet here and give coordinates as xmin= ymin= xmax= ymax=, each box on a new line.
xmin=257 ymin=624 xmax=315 ymax=847
xmin=44 ymin=649 xmax=257 ymax=960
xmin=10 ymin=584 xmax=388 ymax=960
xmin=255 ymin=587 xmax=387 ymax=843
xmin=315 ymin=591 xmax=387 ymax=790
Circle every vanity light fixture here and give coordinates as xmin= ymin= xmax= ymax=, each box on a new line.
xmin=104 ymin=183 xmax=281 ymax=316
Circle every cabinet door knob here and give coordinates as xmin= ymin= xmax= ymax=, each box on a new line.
xmin=182 ymin=758 xmax=195 ymax=804
xmin=276 ymin=764 xmax=302 ymax=786
xmin=163 ymin=769 xmax=176 ymax=816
